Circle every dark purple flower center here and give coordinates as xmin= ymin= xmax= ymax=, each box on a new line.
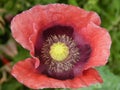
xmin=35 ymin=25 xmax=91 ymax=80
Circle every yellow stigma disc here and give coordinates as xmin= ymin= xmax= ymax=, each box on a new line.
xmin=49 ymin=42 xmax=69 ymax=61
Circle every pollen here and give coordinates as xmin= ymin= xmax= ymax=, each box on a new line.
xmin=49 ymin=42 xmax=69 ymax=61
xmin=40 ymin=35 xmax=80 ymax=79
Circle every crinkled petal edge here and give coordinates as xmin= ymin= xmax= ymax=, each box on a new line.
xmin=11 ymin=58 xmax=103 ymax=89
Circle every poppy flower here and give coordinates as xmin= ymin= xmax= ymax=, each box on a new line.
xmin=11 ymin=4 xmax=111 ymax=89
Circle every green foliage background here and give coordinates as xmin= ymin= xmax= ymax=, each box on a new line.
xmin=0 ymin=0 xmax=120 ymax=90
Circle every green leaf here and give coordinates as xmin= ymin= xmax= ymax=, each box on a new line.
xmin=34 ymin=0 xmax=59 ymax=5
xmin=12 ymin=45 xmax=30 ymax=62
xmin=1 ymin=78 xmax=23 ymax=90
xmin=68 ymin=0 xmax=79 ymax=6
xmin=77 ymin=66 xmax=120 ymax=90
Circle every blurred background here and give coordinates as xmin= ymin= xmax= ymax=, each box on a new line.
xmin=0 ymin=0 xmax=120 ymax=90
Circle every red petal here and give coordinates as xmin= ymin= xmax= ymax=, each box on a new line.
xmin=79 ymin=22 xmax=111 ymax=69
xmin=11 ymin=4 xmax=101 ymax=52
xmin=10 ymin=5 xmax=45 ymax=52
xmin=11 ymin=58 xmax=102 ymax=89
